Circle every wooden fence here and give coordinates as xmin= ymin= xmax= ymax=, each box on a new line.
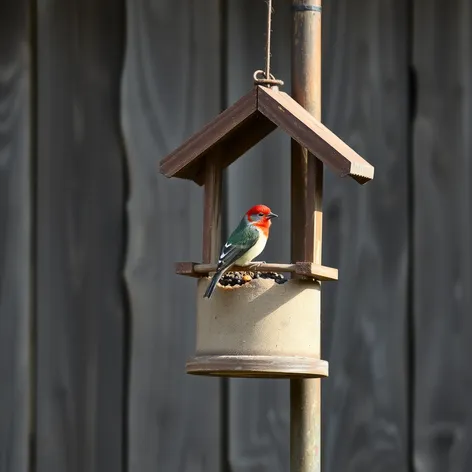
xmin=0 ymin=0 xmax=471 ymax=471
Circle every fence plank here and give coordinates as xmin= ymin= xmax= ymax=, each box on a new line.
xmin=121 ymin=1 xmax=222 ymax=471
xmin=35 ymin=1 xmax=126 ymax=471
xmin=0 ymin=2 xmax=32 ymax=471
xmin=321 ymin=0 xmax=410 ymax=470
xmin=412 ymin=2 xmax=472 ymax=470
xmin=226 ymin=1 xmax=291 ymax=470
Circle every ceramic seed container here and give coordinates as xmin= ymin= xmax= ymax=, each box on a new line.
xmin=186 ymin=276 xmax=329 ymax=379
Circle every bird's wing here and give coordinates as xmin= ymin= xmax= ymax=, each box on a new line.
xmin=215 ymin=223 xmax=259 ymax=273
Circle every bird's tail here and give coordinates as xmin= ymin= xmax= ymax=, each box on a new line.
xmin=204 ymin=271 xmax=224 ymax=299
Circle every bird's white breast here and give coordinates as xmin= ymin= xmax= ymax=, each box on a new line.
xmin=234 ymin=228 xmax=268 ymax=265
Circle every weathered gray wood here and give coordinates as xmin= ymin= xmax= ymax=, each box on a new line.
xmin=321 ymin=1 xmax=410 ymax=470
xmin=121 ymin=1 xmax=222 ymax=470
xmin=35 ymin=1 xmax=126 ymax=471
xmin=412 ymin=1 xmax=472 ymax=470
xmin=226 ymin=1 xmax=291 ymax=470
xmin=0 ymin=2 xmax=31 ymax=471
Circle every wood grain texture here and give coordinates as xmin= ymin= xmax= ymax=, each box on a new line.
xmin=35 ymin=1 xmax=126 ymax=471
xmin=159 ymin=82 xmax=375 ymax=185
xmin=0 ymin=1 xmax=31 ymax=471
xmin=412 ymin=2 xmax=472 ymax=470
xmin=203 ymin=158 xmax=222 ymax=263
xmin=321 ymin=0 xmax=410 ymax=470
xmin=187 ymin=356 xmax=329 ymax=379
xmin=258 ymin=87 xmax=375 ymax=184
xmin=159 ymin=88 xmax=266 ymax=183
xmin=175 ymin=261 xmax=338 ymax=281
xmin=120 ymin=1 xmax=222 ymax=471
xmin=226 ymin=1 xmax=292 ymax=470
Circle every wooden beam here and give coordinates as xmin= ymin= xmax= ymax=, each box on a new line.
xmin=258 ymin=85 xmax=374 ymax=185
xmin=175 ymin=261 xmax=338 ymax=281
xmin=159 ymin=88 xmax=263 ymax=183
xmin=202 ymin=156 xmax=222 ymax=264
xmin=159 ymin=86 xmax=374 ymax=187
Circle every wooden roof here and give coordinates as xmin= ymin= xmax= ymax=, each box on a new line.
xmin=159 ymin=85 xmax=374 ymax=185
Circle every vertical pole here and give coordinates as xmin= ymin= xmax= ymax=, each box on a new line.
xmin=290 ymin=1 xmax=323 ymax=472
xmin=203 ymin=157 xmax=222 ymax=264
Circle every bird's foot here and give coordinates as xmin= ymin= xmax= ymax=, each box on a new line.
xmin=246 ymin=261 xmax=266 ymax=270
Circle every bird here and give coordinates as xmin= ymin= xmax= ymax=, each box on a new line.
xmin=203 ymin=204 xmax=278 ymax=299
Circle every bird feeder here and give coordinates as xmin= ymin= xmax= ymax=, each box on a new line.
xmin=159 ymin=84 xmax=374 ymax=379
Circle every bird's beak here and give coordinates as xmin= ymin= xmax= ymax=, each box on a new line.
xmin=266 ymin=212 xmax=278 ymax=219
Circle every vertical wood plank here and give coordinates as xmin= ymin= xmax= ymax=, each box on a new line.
xmin=36 ymin=1 xmax=126 ymax=471
xmin=121 ymin=1 xmax=222 ymax=470
xmin=0 ymin=1 xmax=32 ymax=471
xmin=226 ymin=1 xmax=291 ymax=470
xmin=321 ymin=0 xmax=410 ymax=470
xmin=412 ymin=2 xmax=472 ymax=470
xmin=203 ymin=159 xmax=222 ymax=264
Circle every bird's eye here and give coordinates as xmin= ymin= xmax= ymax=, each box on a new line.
xmin=258 ymin=212 xmax=264 ymax=217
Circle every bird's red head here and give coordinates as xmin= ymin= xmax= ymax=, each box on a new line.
xmin=245 ymin=204 xmax=278 ymax=235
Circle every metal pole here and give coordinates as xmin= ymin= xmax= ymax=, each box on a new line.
xmin=290 ymin=1 xmax=323 ymax=471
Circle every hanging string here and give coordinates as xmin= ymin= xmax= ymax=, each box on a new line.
xmin=265 ymin=0 xmax=273 ymax=80
xmin=253 ymin=0 xmax=284 ymax=88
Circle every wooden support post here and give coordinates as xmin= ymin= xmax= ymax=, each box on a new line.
xmin=202 ymin=156 xmax=222 ymax=264
xmin=290 ymin=1 xmax=323 ymax=471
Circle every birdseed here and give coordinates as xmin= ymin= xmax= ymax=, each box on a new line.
xmin=218 ymin=270 xmax=287 ymax=287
